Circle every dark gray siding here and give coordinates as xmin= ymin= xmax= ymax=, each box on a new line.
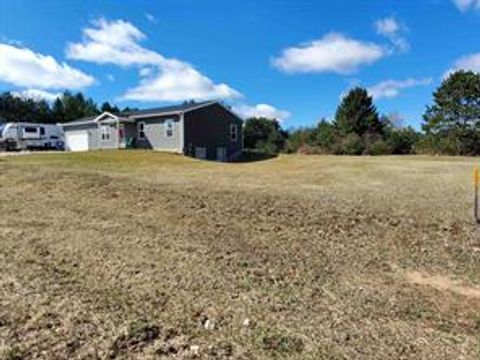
xmin=133 ymin=114 xmax=182 ymax=151
xmin=183 ymin=104 xmax=243 ymax=161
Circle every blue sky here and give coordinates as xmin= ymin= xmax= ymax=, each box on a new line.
xmin=1 ymin=0 xmax=480 ymax=129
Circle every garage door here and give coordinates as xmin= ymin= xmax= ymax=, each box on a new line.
xmin=65 ymin=131 xmax=89 ymax=152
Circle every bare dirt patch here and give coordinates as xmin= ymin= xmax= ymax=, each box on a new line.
xmin=406 ymin=271 xmax=480 ymax=299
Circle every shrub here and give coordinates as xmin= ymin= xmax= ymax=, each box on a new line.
xmin=340 ymin=133 xmax=364 ymax=155
xmin=367 ymin=139 xmax=392 ymax=155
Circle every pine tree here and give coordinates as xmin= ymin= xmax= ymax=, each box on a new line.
xmin=334 ymin=87 xmax=382 ymax=136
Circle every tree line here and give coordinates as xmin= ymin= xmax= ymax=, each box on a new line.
xmin=0 ymin=91 xmax=135 ymax=124
xmin=1 ymin=70 xmax=479 ymax=156
xmin=244 ymin=70 xmax=480 ymax=156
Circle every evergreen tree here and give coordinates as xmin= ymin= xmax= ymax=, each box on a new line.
xmin=243 ymin=117 xmax=287 ymax=153
xmin=423 ymin=70 xmax=480 ymax=155
xmin=334 ymin=88 xmax=383 ymax=136
xmin=100 ymin=102 xmax=120 ymax=113
xmin=52 ymin=97 xmax=66 ymax=123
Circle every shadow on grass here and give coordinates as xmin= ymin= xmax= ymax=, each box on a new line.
xmin=233 ymin=150 xmax=279 ymax=163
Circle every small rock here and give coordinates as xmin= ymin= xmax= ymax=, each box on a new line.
xmin=242 ymin=318 xmax=250 ymax=327
xmin=190 ymin=345 xmax=200 ymax=355
xmin=204 ymin=319 xmax=215 ymax=331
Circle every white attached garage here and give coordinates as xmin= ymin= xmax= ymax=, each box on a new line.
xmin=65 ymin=131 xmax=89 ymax=152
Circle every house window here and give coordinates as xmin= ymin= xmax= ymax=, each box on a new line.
xmin=100 ymin=125 xmax=110 ymax=141
xmin=165 ymin=119 xmax=174 ymax=138
xmin=138 ymin=122 xmax=146 ymax=139
xmin=230 ymin=124 xmax=238 ymax=142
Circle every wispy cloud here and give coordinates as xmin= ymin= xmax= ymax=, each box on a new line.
xmin=451 ymin=0 xmax=480 ymax=12
xmin=67 ymin=18 xmax=241 ymax=102
xmin=11 ymin=88 xmax=62 ymax=102
xmin=145 ymin=13 xmax=158 ymax=24
xmin=232 ymin=103 xmax=291 ymax=122
xmin=367 ymin=78 xmax=432 ymax=99
xmin=444 ymin=53 xmax=480 ymax=78
xmin=272 ymin=33 xmax=387 ymax=75
xmin=374 ymin=17 xmax=410 ymax=53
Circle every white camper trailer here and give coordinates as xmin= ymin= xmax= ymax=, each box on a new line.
xmin=0 ymin=123 xmax=64 ymax=151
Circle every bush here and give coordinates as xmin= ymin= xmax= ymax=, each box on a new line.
xmin=339 ymin=133 xmax=364 ymax=155
xmin=367 ymin=139 xmax=391 ymax=155
xmin=386 ymin=127 xmax=420 ymax=155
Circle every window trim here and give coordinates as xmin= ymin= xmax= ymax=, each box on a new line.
xmin=137 ymin=121 xmax=146 ymax=140
xmin=230 ymin=123 xmax=238 ymax=142
xmin=165 ymin=119 xmax=174 ymax=138
xmin=100 ymin=125 xmax=110 ymax=142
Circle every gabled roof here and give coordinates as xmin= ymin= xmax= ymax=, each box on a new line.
xmin=60 ymin=100 xmax=242 ymax=127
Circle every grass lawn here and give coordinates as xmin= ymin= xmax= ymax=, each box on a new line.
xmin=1 ymin=151 xmax=480 ymax=359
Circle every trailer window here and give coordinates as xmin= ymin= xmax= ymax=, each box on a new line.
xmin=100 ymin=125 xmax=110 ymax=141
xmin=24 ymin=127 xmax=38 ymax=133
xmin=40 ymin=127 xmax=45 ymax=136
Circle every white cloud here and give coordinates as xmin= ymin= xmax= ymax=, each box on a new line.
xmin=122 ymin=59 xmax=242 ymax=102
xmin=374 ymin=17 xmax=409 ymax=53
xmin=232 ymin=103 xmax=291 ymax=122
xmin=66 ymin=18 xmax=162 ymax=66
xmin=367 ymin=78 xmax=432 ymax=99
xmin=452 ymin=0 xmax=480 ymax=12
xmin=272 ymin=33 xmax=387 ymax=74
xmin=12 ymin=89 xmax=61 ymax=102
xmin=67 ymin=18 xmax=241 ymax=102
xmin=0 ymin=44 xmax=94 ymax=90
xmin=444 ymin=53 xmax=480 ymax=78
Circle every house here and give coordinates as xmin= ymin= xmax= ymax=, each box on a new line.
xmin=60 ymin=100 xmax=243 ymax=161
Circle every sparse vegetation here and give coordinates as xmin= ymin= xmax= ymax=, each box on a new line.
xmin=1 ymin=151 xmax=480 ymax=359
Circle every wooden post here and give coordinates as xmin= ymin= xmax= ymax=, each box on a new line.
xmin=475 ymin=167 xmax=479 ymax=224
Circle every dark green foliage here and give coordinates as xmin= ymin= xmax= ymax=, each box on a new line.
xmin=58 ymin=91 xmax=99 ymax=122
xmin=338 ymin=133 xmax=364 ymax=155
xmin=0 ymin=90 xmax=104 ymax=124
xmin=316 ymin=120 xmax=336 ymax=149
xmin=334 ymin=88 xmax=383 ymax=137
xmin=386 ymin=127 xmax=421 ymax=155
xmin=423 ymin=70 xmax=480 ymax=155
xmin=243 ymin=117 xmax=287 ymax=154
xmin=0 ymin=92 xmax=53 ymax=123
xmin=285 ymin=126 xmax=317 ymax=153
xmin=101 ymin=102 xmax=120 ymax=113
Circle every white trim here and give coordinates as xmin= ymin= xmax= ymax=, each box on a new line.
xmin=94 ymin=112 xmax=118 ymax=123
xmin=100 ymin=124 xmax=110 ymax=142
xmin=179 ymin=112 xmax=185 ymax=151
xmin=164 ymin=119 xmax=174 ymax=138
xmin=230 ymin=123 xmax=238 ymax=142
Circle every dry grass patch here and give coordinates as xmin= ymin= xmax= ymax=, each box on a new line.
xmin=1 ymin=151 xmax=480 ymax=359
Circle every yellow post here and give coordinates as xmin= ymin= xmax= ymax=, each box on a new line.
xmin=475 ymin=167 xmax=479 ymax=223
